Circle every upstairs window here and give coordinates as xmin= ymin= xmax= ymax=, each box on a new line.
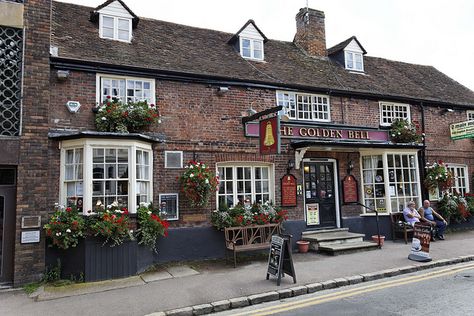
xmin=379 ymin=102 xmax=410 ymax=126
xmin=240 ymin=38 xmax=264 ymax=61
xmin=467 ymin=110 xmax=474 ymax=121
xmin=97 ymin=74 xmax=155 ymax=104
xmin=277 ymin=91 xmax=330 ymax=122
xmin=99 ymin=14 xmax=132 ymax=42
xmin=345 ymin=51 xmax=363 ymax=71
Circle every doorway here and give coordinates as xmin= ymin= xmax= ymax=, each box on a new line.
xmin=303 ymin=159 xmax=339 ymax=228
xmin=0 ymin=167 xmax=16 ymax=283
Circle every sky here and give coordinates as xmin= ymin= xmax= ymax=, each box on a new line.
xmin=59 ymin=0 xmax=474 ymax=92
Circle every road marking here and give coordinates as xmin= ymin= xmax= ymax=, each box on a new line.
xmin=230 ymin=262 xmax=474 ymax=316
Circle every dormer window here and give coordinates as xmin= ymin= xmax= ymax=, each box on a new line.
xmin=100 ymin=15 xmax=132 ymax=42
xmin=240 ymin=38 xmax=263 ymax=60
xmin=91 ymin=0 xmax=139 ymax=43
xmin=228 ymin=19 xmax=268 ymax=62
xmin=345 ymin=51 xmax=363 ymax=71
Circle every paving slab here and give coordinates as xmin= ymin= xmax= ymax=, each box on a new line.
xmin=141 ymin=270 xmax=173 ymax=283
xmin=166 ymin=266 xmax=200 ymax=278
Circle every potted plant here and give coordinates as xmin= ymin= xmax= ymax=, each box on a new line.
xmin=296 ymin=240 xmax=310 ymax=253
xmin=179 ymin=161 xmax=219 ymax=207
xmin=43 ymin=204 xmax=85 ymax=250
xmin=136 ymin=203 xmax=170 ymax=253
xmin=424 ymin=160 xmax=454 ymax=194
xmin=371 ymin=234 xmax=385 ymax=246
xmin=389 ymin=119 xmax=422 ymax=143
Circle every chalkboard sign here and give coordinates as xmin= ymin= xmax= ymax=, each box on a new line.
xmin=266 ymin=234 xmax=296 ymax=286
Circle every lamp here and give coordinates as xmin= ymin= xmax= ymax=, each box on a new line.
xmin=287 ymin=159 xmax=295 ymax=174
xmin=217 ymin=86 xmax=229 ymax=95
xmin=441 ymin=108 xmax=455 ymax=114
xmin=56 ymin=70 xmax=70 ymax=81
xmin=347 ymin=160 xmax=354 ymax=175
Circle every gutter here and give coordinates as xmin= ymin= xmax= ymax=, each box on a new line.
xmin=50 ymin=57 xmax=474 ymax=110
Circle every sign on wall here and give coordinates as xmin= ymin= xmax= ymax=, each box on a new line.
xmin=342 ymin=175 xmax=358 ymax=204
xmin=306 ymin=203 xmax=320 ymax=225
xmin=450 ymin=120 xmax=474 ymax=140
xmin=281 ymin=174 xmax=297 ymax=206
xmin=259 ymin=116 xmax=280 ymax=155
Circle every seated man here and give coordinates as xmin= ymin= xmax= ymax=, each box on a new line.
xmin=403 ymin=201 xmax=421 ymax=226
xmin=419 ymin=200 xmax=448 ymax=240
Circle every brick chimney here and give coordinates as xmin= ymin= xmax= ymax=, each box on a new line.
xmin=294 ymin=8 xmax=327 ymax=57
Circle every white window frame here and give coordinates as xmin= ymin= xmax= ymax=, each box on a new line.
xmin=359 ymin=149 xmax=422 ymax=214
xmin=59 ymin=138 xmax=153 ymax=214
xmin=467 ymin=110 xmax=474 ymax=121
xmin=379 ymin=102 xmax=411 ymax=126
xmin=216 ymin=163 xmax=275 ymax=209
xmin=276 ymin=91 xmax=330 ymax=122
xmin=159 ymin=193 xmax=179 ymax=221
xmin=344 ymin=50 xmax=364 ymax=72
xmin=239 ymin=37 xmax=264 ymax=61
xmin=99 ymin=14 xmax=132 ymax=43
xmin=447 ymin=164 xmax=469 ymax=196
xmin=164 ymin=151 xmax=183 ymax=169
xmin=96 ymin=74 xmax=156 ymax=105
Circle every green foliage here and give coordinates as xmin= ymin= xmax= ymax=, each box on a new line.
xmin=180 ymin=161 xmax=219 ymax=207
xmin=43 ymin=205 xmax=85 ymax=250
xmin=211 ymin=202 xmax=288 ymax=230
xmin=94 ymin=97 xmax=160 ymax=133
xmin=437 ymin=193 xmax=471 ymax=223
xmin=424 ymin=160 xmax=454 ymax=193
xmin=389 ymin=119 xmax=422 ymax=143
xmin=42 ymin=259 xmax=62 ymax=283
xmin=136 ymin=204 xmax=169 ymax=253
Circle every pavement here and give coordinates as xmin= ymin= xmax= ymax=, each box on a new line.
xmin=1 ymin=230 xmax=474 ymax=316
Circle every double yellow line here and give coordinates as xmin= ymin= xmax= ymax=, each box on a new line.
xmin=231 ymin=262 xmax=474 ymax=316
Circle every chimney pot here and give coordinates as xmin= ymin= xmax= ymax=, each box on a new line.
xmin=294 ymin=8 xmax=327 ymax=57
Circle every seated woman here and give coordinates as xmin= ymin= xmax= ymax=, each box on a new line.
xmin=419 ymin=200 xmax=448 ymax=240
xmin=403 ymin=201 xmax=421 ymax=226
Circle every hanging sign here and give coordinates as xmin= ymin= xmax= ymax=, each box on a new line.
xmin=306 ymin=203 xmax=320 ymax=225
xmin=259 ymin=116 xmax=280 ymax=155
xmin=281 ymin=174 xmax=297 ymax=206
xmin=266 ymin=235 xmax=297 ymax=286
xmin=342 ymin=175 xmax=358 ymax=204
xmin=408 ymin=222 xmax=432 ymax=262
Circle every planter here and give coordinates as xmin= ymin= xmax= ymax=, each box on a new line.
xmin=296 ymin=240 xmax=310 ymax=253
xmin=46 ymin=238 xmax=139 ymax=282
xmin=371 ymin=235 xmax=385 ymax=246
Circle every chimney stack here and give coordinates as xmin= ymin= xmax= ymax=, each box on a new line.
xmin=294 ymin=8 xmax=327 ymax=57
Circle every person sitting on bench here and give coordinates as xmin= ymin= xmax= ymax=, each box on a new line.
xmin=403 ymin=201 xmax=421 ymax=226
xmin=419 ymin=200 xmax=447 ymax=240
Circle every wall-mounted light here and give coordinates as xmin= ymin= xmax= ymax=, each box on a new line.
xmin=441 ymin=108 xmax=455 ymax=114
xmin=287 ymin=159 xmax=295 ymax=174
xmin=56 ymin=70 xmax=70 ymax=81
xmin=66 ymin=101 xmax=81 ymax=113
xmin=217 ymin=86 xmax=229 ymax=95
xmin=347 ymin=160 xmax=354 ymax=175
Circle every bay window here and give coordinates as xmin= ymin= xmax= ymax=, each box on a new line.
xmin=217 ymin=164 xmax=273 ymax=208
xmin=60 ymin=139 xmax=153 ymax=214
xmin=361 ymin=151 xmax=421 ymax=213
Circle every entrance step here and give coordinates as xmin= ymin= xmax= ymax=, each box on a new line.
xmin=0 ymin=282 xmax=13 ymax=291
xmin=318 ymin=241 xmax=379 ymax=255
xmin=301 ymin=228 xmax=378 ymax=255
xmin=301 ymin=228 xmax=348 ymax=235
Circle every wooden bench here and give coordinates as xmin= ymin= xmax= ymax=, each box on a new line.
xmin=390 ymin=212 xmax=414 ymax=244
xmin=224 ymin=223 xmax=281 ymax=268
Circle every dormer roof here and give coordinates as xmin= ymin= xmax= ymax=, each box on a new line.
xmin=90 ymin=0 xmax=139 ymax=28
xmin=227 ymin=19 xmax=268 ymax=44
xmin=328 ymin=36 xmax=367 ymax=56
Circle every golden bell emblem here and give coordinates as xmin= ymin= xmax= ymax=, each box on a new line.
xmin=263 ymin=121 xmax=275 ymax=146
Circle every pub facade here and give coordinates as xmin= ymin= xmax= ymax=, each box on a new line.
xmin=1 ymin=0 xmax=474 ymax=285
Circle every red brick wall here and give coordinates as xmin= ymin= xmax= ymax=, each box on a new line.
xmin=15 ymin=0 xmax=52 ymax=285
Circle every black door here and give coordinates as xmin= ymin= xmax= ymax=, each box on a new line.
xmin=0 ymin=168 xmax=16 ymax=283
xmin=303 ymin=162 xmax=337 ymax=227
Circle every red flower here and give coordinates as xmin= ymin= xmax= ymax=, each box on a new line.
xmin=66 ymin=207 xmax=72 ymax=212
xmin=106 ymin=95 xmax=111 ymax=99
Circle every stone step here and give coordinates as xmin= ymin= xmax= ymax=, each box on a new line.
xmin=0 ymin=283 xmax=13 ymax=291
xmin=302 ymin=231 xmax=366 ymax=243
xmin=301 ymin=228 xmax=348 ymax=236
xmin=318 ymin=241 xmax=379 ymax=256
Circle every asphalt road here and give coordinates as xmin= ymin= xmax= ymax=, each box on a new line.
xmin=215 ymin=262 xmax=474 ymax=316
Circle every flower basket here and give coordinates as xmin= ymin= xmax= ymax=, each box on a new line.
xmin=424 ymin=160 xmax=454 ymax=194
xmin=179 ymin=161 xmax=219 ymax=207
xmin=389 ymin=119 xmax=422 ymax=143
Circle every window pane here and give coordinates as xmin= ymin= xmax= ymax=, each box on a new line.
xmin=102 ymin=27 xmax=114 ymax=39
xmin=118 ymin=19 xmax=129 ymax=30
xmin=118 ymin=30 xmax=129 ymax=41
xmin=103 ymin=16 xmax=114 ymax=28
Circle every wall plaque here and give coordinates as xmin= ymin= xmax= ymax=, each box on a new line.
xmin=21 ymin=216 xmax=41 ymax=229
xmin=342 ymin=175 xmax=358 ymax=204
xmin=281 ymin=174 xmax=297 ymax=206
xmin=21 ymin=230 xmax=40 ymax=244
xmin=306 ymin=203 xmax=320 ymax=225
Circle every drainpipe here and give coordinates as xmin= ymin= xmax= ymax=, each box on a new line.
xmin=419 ymin=102 xmax=428 ymax=200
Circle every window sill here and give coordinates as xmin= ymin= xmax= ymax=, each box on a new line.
xmin=359 ymin=213 xmax=390 ymax=217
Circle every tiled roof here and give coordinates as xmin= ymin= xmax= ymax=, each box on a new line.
xmin=51 ymin=1 xmax=474 ymax=107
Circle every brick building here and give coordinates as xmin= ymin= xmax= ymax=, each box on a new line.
xmin=1 ymin=0 xmax=473 ymax=285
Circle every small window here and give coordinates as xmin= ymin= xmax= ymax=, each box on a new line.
xmin=159 ymin=194 xmax=179 ymax=220
xmin=276 ymin=91 xmax=330 ymax=122
xmin=379 ymin=102 xmax=410 ymax=126
xmin=467 ymin=110 xmax=474 ymax=121
xmin=0 ymin=168 xmax=16 ymax=185
xmin=165 ymin=151 xmax=183 ymax=169
xmin=99 ymin=14 xmax=131 ymax=42
xmin=447 ymin=164 xmax=469 ymax=196
xmin=99 ymin=75 xmax=155 ymax=104
xmin=239 ymin=37 xmax=264 ymax=61
xmin=345 ymin=51 xmax=364 ymax=72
